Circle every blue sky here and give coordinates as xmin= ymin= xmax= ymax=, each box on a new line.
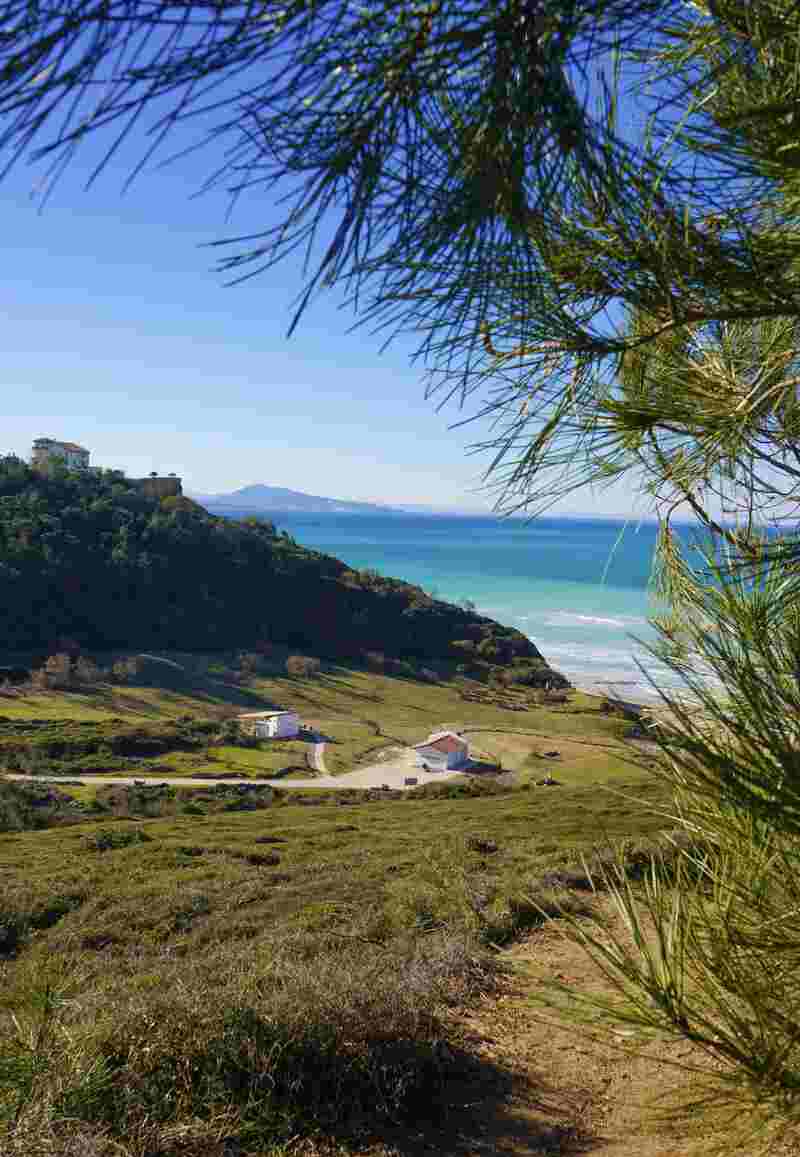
xmin=0 ymin=83 xmax=646 ymax=515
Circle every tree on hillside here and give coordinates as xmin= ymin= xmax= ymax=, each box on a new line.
xmin=5 ymin=0 xmax=800 ymax=1145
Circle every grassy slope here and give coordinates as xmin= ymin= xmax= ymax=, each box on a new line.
xmin=0 ymin=780 xmax=674 ymax=1153
xmin=0 ymin=665 xmax=672 ymax=1155
xmin=0 ymin=654 xmax=637 ymax=782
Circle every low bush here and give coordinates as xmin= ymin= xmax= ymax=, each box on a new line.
xmin=3 ymin=940 xmax=475 ymax=1153
xmin=84 ymin=829 xmax=153 ymax=853
xmin=363 ymin=650 xmax=386 ymax=673
xmin=0 ymin=781 xmax=84 ymax=832
xmin=0 ymin=890 xmax=86 ymax=958
xmin=286 ymin=654 xmax=321 ymax=678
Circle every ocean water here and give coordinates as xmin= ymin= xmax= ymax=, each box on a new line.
xmin=275 ymin=512 xmax=684 ymax=702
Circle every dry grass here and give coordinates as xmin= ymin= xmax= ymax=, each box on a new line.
xmin=0 ymin=769 xmax=676 ymax=1154
xmin=0 ymin=661 xmax=695 ymax=1155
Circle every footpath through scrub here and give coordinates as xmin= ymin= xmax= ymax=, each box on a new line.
xmin=378 ymin=896 xmax=800 ymax=1157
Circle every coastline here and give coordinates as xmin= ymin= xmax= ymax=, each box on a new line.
xmin=275 ymin=510 xmax=667 ymax=700
xmin=572 ymin=680 xmax=663 ymax=708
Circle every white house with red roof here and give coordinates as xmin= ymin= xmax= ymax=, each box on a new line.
xmin=413 ymin=730 xmax=469 ymax=772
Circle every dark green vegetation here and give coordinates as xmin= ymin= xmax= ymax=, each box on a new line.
xmin=0 ymin=773 xmax=671 ymax=1156
xmin=0 ymin=777 xmax=281 ymax=832
xmin=0 ymin=458 xmax=563 ymax=687
xmin=0 ymin=779 xmax=86 ymax=832
xmin=0 ymin=715 xmax=223 ymax=779
xmin=0 ymin=706 xmax=299 ymax=783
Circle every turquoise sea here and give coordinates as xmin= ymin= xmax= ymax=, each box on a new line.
xmin=275 ymin=512 xmax=683 ymax=703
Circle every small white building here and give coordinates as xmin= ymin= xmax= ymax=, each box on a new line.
xmin=236 ymin=710 xmax=300 ymax=739
xmin=31 ymin=438 xmax=90 ymax=472
xmin=413 ymin=730 xmax=469 ymax=772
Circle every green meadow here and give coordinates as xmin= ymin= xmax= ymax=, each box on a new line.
xmin=0 ymin=659 xmax=669 ymax=1155
xmin=0 ymin=651 xmax=636 ymax=783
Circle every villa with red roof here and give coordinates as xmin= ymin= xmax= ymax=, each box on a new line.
xmin=31 ymin=437 xmax=90 ymax=472
xmin=413 ymin=730 xmax=469 ymax=772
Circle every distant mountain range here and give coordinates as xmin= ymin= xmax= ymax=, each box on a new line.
xmin=189 ymin=484 xmax=399 ymax=516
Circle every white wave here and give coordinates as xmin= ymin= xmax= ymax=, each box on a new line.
xmin=531 ymin=642 xmax=644 ymax=662
xmin=543 ymin=611 xmax=648 ymax=629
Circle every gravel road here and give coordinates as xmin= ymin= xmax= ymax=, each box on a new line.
xmin=4 ymin=750 xmax=465 ymax=792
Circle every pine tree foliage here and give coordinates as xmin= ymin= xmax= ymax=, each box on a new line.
xmin=4 ymin=1 xmax=800 ymax=1144
xmin=1 ymin=3 xmax=797 ymax=523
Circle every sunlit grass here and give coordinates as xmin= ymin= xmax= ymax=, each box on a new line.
xmin=0 ymin=656 xmax=635 ymax=783
xmin=0 ymin=664 xmax=670 ymax=1157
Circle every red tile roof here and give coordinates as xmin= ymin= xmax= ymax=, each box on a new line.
xmin=35 ymin=440 xmax=89 ymax=454
xmin=414 ymin=732 xmax=467 ymax=754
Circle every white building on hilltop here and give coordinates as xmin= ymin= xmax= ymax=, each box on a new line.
xmin=236 ymin=710 xmax=300 ymax=740
xmin=413 ymin=730 xmax=469 ymax=771
xmin=31 ymin=438 xmax=90 ymax=472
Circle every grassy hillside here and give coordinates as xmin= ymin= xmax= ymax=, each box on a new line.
xmin=0 ymin=649 xmax=679 ymax=1156
xmin=0 ymin=456 xmax=565 ymax=687
xmin=0 ymin=465 xmax=677 ymax=1155
xmin=0 ymin=761 xmax=672 ymax=1156
xmin=0 ymin=652 xmax=637 ymax=784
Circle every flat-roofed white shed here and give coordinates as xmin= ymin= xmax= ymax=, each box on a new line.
xmin=236 ymin=710 xmax=300 ymax=739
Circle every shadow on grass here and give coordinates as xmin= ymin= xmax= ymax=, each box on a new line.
xmin=360 ymin=1044 xmax=599 ymax=1157
xmin=39 ymin=1035 xmax=599 ymax=1157
xmin=299 ymin=730 xmax=336 ymax=743
xmin=463 ymin=758 xmax=505 ymax=778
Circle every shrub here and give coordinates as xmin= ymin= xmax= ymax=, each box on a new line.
xmin=237 ymin=651 xmax=261 ymax=679
xmin=73 ymin=656 xmax=100 ymax=684
xmin=215 ymin=719 xmax=242 ymax=744
xmin=32 ymin=653 xmax=73 ymax=690
xmin=109 ymin=657 xmax=142 ymax=685
xmin=465 ymin=836 xmax=499 ymax=855
xmin=0 ymin=911 xmax=29 ymax=956
xmin=476 ymin=639 xmax=500 ymax=662
xmin=84 ymin=829 xmax=153 ymax=852
xmin=364 ymin=650 xmax=385 ymax=672
xmin=244 ymin=850 xmax=281 ymax=866
xmin=56 ymin=943 xmax=453 ymax=1148
xmin=286 ymin=655 xmax=320 ymax=678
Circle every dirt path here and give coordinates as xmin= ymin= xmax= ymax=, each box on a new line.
xmin=368 ymin=896 xmax=778 ymax=1157
xmin=454 ymin=904 xmax=702 ymax=1157
xmin=310 ymin=740 xmax=327 ymax=774
xmin=3 ymin=753 xmax=463 ymax=792
xmin=415 ymin=897 xmax=799 ymax=1157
